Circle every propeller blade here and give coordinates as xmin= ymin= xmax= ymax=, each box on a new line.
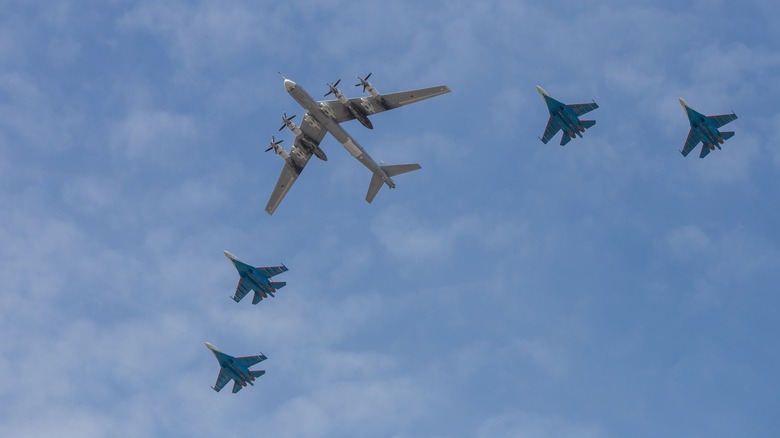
xmin=333 ymin=79 xmax=341 ymax=87
xmin=279 ymin=113 xmax=296 ymax=131
xmin=265 ymin=146 xmax=274 ymax=152
xmin=355 ymin=73 xmax=372 ymax=93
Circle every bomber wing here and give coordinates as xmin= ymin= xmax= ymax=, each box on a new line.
xmin=236 ymin=354 xmax=268 ymax=368
xmin=681 ymin=129 xmax=700 ymax=157
xmin=707 ymin=113 xmax=737 ymax=129
xmin=233 ymin=277 xmax=253 ymax=303
xmin=213 ymin=368 xmax=231 ymax=392
xmin=265 ymin=113 xmax=327 ymax=215
xmin=567 ymin=102 xmax=599 ymax=117
xmin=255 ymin=265 xmax=288 ymax=278
xmin=540 ymin=116 xmax=562 ymax=144
xmin=322 ymin=85 xmax=451 ymax=124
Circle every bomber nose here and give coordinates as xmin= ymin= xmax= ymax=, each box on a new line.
xmin=284 ymin=79 xmax=296 ymax=91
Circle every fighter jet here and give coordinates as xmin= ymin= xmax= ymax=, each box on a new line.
xmin=205 ymin=342 xmax=267 ymax=393
xmin=536 ymin=86 xmax=599 ymax=146
xmin=224 ymin=250 xmax=288 ymax=305
xmin=265 ymin=73 xmax=451 ymax=215
xmin=678 ymin=98 xmax=738 ymax=158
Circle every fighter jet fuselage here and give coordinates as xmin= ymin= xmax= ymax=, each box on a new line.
xmin=206 ymin=342 xmax=267 ymax=393
xmin=678 ymin=98 xmax=737 ymax=158
xmin=536 ymin=86 xmax=598 ymax=146
xmin=224 ymin=251 xmax=288 ymax=304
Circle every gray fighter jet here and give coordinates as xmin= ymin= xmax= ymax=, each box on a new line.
xmin=205 ymin=342 xmax=267 ymax=394
xmin=265 ymin=74 xmax=451 ymax=215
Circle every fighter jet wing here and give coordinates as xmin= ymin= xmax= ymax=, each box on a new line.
xmin=322 ymin=85 xmax=451 ymax=123
xmin=213 ymin=368 xmax=231 ymax=392
xmin=265 ymin=113 xmax=327 ymax=215
xmin=233 ymin=278 xmax=253 ymax=303
xmin=236 ymin=354 xmax=268 ymax=368
xmin=255 ymin=265 xmax=288 ymax=278
xmin=540 ymin=116 xmax=562 ymax=144
xmin=707 ymin=113 xmax=737 ymax=128
xmin=681 ymin=129 xmax=700 ymax=157
xmin=567 ymin=102 xmax=599 ymax=117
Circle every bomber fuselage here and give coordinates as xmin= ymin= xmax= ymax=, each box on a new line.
xmin=283 ymin=79 xmax=396 ymax=189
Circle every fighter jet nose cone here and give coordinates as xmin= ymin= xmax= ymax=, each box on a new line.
xmin=224 ymin=251 xmax=237 ymax=261
xmin=205 ymin=342 xmax=216 ymax=351
xmin=679 ymin=97 xmax=688 ymax=109
xmin=536 ymin=86 xmax=548 ymax=97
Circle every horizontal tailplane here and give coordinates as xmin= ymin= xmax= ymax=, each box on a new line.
xmin=721 ymin=131 xmax=735 ymax=141
xmin=271 ymin=281 xmax=286 ymax=290
xmin=581 ymin=120 xmax=596 ymax=129
xmin=250 ymin=370 xmax=266 ymax=378
xmin=365 ymin=163 xmax=421 ymax=203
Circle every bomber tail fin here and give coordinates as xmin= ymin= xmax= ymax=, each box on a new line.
xmin=365 ymin=164 xmax=421 ymax=203
xmin=581 ymin=120 xmax=596 ymax=129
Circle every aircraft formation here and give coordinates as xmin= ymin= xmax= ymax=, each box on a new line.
xmin=206 ymin=73 xmax=738 ymax=393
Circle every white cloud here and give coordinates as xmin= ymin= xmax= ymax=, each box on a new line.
xmin=371 ymin=205 xmax=480 ymax=260
xmin=110 ymin=109 xmax=196 ymax=160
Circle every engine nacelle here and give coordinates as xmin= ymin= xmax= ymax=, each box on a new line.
xmin=319 ymin=102 xmax=336 ymax=119
xmin=364 ymin=82 xmax=380 ymax=98
xmin=335 ymin=90 xmax=349 ymax=105
xmin=284 ymin=120 xmax=303 ymax=137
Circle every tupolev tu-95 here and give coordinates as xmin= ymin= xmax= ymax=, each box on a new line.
xmin=536 ymin=86 xmax=599 ymax=146
xmin=678 ymin=98 xmax=737 ymax=159
xmin=224 ymin=250 xmax=288 ymax=305
xmin=264 ymin=73 xmax=451 ymax=215
xmin=205 ymin=342 xmax=267 ymax=393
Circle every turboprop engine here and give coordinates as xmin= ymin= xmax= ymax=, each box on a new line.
xmin=276 ymin=113 xmax=329 ymax=161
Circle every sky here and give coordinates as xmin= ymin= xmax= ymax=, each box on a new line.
xmin=2 ymin=0 xmax=780 ymax=436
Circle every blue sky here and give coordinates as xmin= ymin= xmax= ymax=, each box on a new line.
xmin=2 ymin=0 xmax=779 ymax=436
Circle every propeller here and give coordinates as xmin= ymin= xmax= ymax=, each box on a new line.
xmin=265 ymin=136 xmax=283 ymax=153
xmin=278 ymin=112 xmax=296 ymax=131
xmin=324 ymin=79 xmax=341 ymax=97
xmin=355 ymin=73 xmax=372 ymax=93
